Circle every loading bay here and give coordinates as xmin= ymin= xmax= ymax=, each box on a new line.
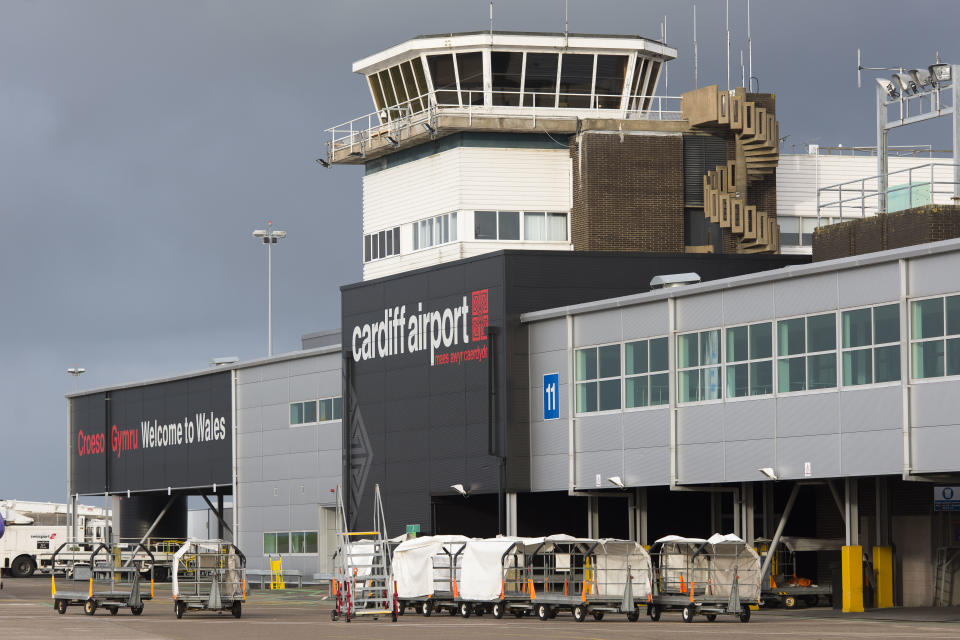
xmin=4 ymin=577 xmax=960 ymax=640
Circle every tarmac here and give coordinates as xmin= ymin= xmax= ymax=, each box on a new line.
xmin=3 ymin=575 xmax=960 ymax=640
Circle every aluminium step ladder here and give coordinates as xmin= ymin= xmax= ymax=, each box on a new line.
xmin=331 ymin=484 xmax=397 ymax=622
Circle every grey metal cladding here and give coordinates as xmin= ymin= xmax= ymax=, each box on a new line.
xmin=236 ymin=406 xmax=262 ymax=434
xmin=260 ymin=430 xmax=289 ymax=456
xmin=677 ymin=291 xmax=723 ymax=332
xmin=776 ymin=434 xmax=841 ymax=478
xmin=259 ymin=377 xmax=290 ymax=408
xmin=530 ymin=351 xmax=568 ymax=387
xmin=259 ymin=505 xmax=291 ymax=531
xmin=839 ymin=387 xmax=901 ymax=433
xmin=677 ymin=404 xmax=724 ymax=444
xmin=722 ymin=284 xmax=775 ymax=326
xmin=774 ymin=272 xmax=838 ymax=317
xmin=622 ymin=301 xmax=669 ymax=341
xmin=531 ymin=421 xmax=568 ymax=455
xmin=913 ymin=425 xmax=960 ymax=473
xmin=573 ymin=309 xmax=622 ymax=347
xmin=237 ymin=367 xmax=261 ymax=385
xmin=289 ymin=503 xmax=319 ymax=530
xmin=623 ymin=446 xmax=669 ymax=486
xmin=237 ymin=431 xmax=261 ymax=458
xmin=677 ymin=442 xmax=724 ymax=484
xmin=531 ymin=454 xmax=569 ymax=492
xmin=622 ymin=408 xmax=670 ymax=448
xmin=724 ymin=398 xmax=776 ymax=441
xmin=260 ymin=402 xmax=289 ymax=432
xmin=576 ymin=450 xmax=623 ymax=488
xmin=841 ymin=430 xmax=901 ymax=476
xmin=911 ymin=380 xmax=960 ymax=428
xmin=289 ymin=373 xmax=322 ymax=403
xmin=237 ymin=383 xmax=262 ymax=410
xmin=316 ymin=422 xmax=343 ymax=451
xmin=530 ymin=317 xmax=567 ymax=354
xmin=258 ymin=361 xmax=292 ymax=382
xmin=838 ymin=262 xmax=900 ymax=308
xmin=237 ymin=457 xmax=262 ymax=482
xmin=575 ymin=413 xmax=622 ymax=452
xmin=724 ymin=439 xmax=776 ymax=482
xmin=909 ymin=252 xmax=960 ymax=297
xmin=776 ymin=392 xmax=839 ymax=437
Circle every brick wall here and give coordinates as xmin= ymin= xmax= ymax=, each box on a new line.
xmin=812 ymin=205 xmax=960 ymax=261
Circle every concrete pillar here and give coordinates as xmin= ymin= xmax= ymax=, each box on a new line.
xmin=627 ymin=491 xmax=636 ymax=541
xmin=217 ymin=494 xmax=225 ymax=539
xmin=742 ymin=482 xmax=755 ymax=544
xmin=637 ymin=487 xmax=648 ymax=546
xmin=505 ymin=492 xmax=518 ymax=537
xmin=587 ymin=496 xmax=600 ymax=538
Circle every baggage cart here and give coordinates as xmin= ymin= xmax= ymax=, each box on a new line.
xmin=457 ymin=536 xmax=540 ymax=619
xmin=171 ymin=539 xmax=246 ymax=618
xmin=50 ymin=542 xmax=154 ymax=616
xmin=393 ymin=535 xmax=469 ymax=617
xmin=758 ymin=536 xmax=839 ymax=608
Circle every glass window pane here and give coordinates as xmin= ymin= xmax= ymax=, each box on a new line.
xmin=524 ymin=212 xmax=545 ymax=241
xmin=264 ymin=533 xmax=277 ymax=555
xmin=427 ymin=54 xmax=458 ymax=105
xmin=389 ymin=66 xmax=408 ymax=107
xmin=576 ymin=382 xmax=597 ymax=413
xmin=441 ymin=215 xmax=449 ymax=243
xmin=524 ymin=53 xmax=559 ymax=107
xmin=576 ymin=348 xmax=597 ymax=381
xmin=779 ymin=216 xmax=800 ymax=246
xmin=912 ymin=298 xmax=944 ymax=339
xmin=842 ymin=309 xmax=872 ymax=348
xmin=726 ymin=363 xmax=749 ymax=398
xmin=778 ymin=318 xmax=805 ymax=356
xmin=912 ymin=340 xmax=944 ymax=378
xmin=474 ymin=211 xmax=497 ymax=239
xmin=750 ymin=322 xmax=772 ymax=359
xmin=333 ymin=397 xmax=343 ymax=420
xmin=778 ymin=357 xmax=806 ymax=392
xmin=305 ymin=532 xmax=318 ymax=554
xmin=291 ymin=532 xmax=305 ymax=554
xmin=547 ymin=213 xmax=568 ymax=240
xmin=491 ymin=51 xmax=523 ymax=106
xmin=450 ymin=212 xmax=457 ymax=241
xmin=400 ymin=61 xmax=423 ymax=111
xmin=303 ymin=400 xmax=317 ymax=423
xmin=364 ymin=235 xmax=371 ymax=262
xmin=726 ymin=326 xmax=748 ymax=363
xmin=700 ymin=330 xmax=721 ymax=365
xmin=598 ymin=379 xmax=621 ymax=411
xmin=702 ymin=367 xmax=721 ymax=400
xmin=873 ymin=304 xmax=900 ymax=344
xmin=457 ymin=52 xmax=484 ymax=105
xmin=377 ymin=70 xmax=397 ymax=108
xmin=498 ymin=211 xmax=520 ymax=239
xmin=625 ymin=341 xmax=648 ymax=375
xmin=598 ymin=345 xmax=620 ymax=378
xmin=594 ymin=55 xmax=627 ymax=108
xmin=678 ymin=370 xmax=699 ymax=402
xmin=276 ymin=533 xmax=289 ymax=554
xmin=801 ymin=217 xmax=817 ymax=245
xmin=874 ymin=345 xmax=900 ymax=383
xmin=649 ymin=338 xmax=668 ymax=372
xmin=948 ymin=338 xmax=960 ymax=376
xmin=807 ymin=353 xmax=837 ymax=389
xmin=947 ymin=296 xmax=960 ymax=336
xmin=290 ymin=403 xmax=302 ymax=425
xmin=843 ymin=349 xmax=872 ymax=386
xmin=677 ymin=334 xmax=699 ymax=368
xmin=558 ymin=53 xmax=593 ymax=108
xmin=649 ymin=373 xmax=669 ymax=405
xmin=625 ymin=375 xmax=648 ymax=408
xmin=750 ymin=361 xmax=773 ymax=395
xmin=807 ymin=313 xmax=836 ymax=352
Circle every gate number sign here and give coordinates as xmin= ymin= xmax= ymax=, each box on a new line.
xmin=543 ymin=373 xmax=559 ymax=421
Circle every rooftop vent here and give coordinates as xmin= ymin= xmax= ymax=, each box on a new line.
xmin=649 ymin=272 xmax=701 ymax=289
xmin=210 ymin=357 xmax=239 ymax=367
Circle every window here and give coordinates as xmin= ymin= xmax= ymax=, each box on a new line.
xmin=412 ymin=212 xmax=457 ymax=250
xmin=290 ymin=531 xmax=319 ymax=554
xmin=364 ymin=226 xmax=400 ymax=262
xmin=594 ymin=55 xmax=628 ymax=109
xmin=263 ymin=532 xmax=289 ymax=555
xmin=677 ymin=329 xmax=721 ymax=403
xmin=777 ymin=313 xmax=836 ymax=393
xmin=457 ymin=52 xmax=484 ymax=105
xmin=475 ymin=210 xmax=568 ymax=241
xmin=625 ymin=337 xmax=669 ymax=408
xmin=842 ymin=304 xmax=900 ymax=386
xmin=427 ymin=53 xmax=459 ymax=105
xmin=290 ymin=397 xmax=342 ymax=426
xmin=557 ymin=53 xmax=593 ymax=108
xmin=575 ymin=345 xmax=621 ymax=413
xmin=726 ymin=322 xmax=773 ymax=397
xmin=523 ymin=53 xmax=559 ymax=107
xmin=266 ymin=531 xmax=317 ymax=555
xmin=474 ymin=211 xmax=497 ymax=240
xmin=491 ymin=51 xmax=523 ymax=106
xmin=523 ymin=212 xmax=568 ymax=241
xmin=911 ymin=295 xmax=960 ymax=379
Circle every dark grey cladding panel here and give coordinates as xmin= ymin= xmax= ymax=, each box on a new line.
xmin=466 ymin=454 xmax=500 ymax=492
xmin=383 ymin=397 xmax=426 ymax=432
xmin=430 ymin=426 xmax=468 ymax=459
xmin=429 ymin=457 xmax=468 ymax=494
xmin=383 ymin=366 xmax=428 ymax=401
xmin=385 ymin=429 xmax=427 ymax=463
xmin=429 ymin=392 xmax=468 ymax=429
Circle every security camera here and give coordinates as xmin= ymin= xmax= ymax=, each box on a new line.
xmin=758 ymin=467 xmax=778 ymax=480
xmin=876 ymin=78 xmax=899 ymax=99
xmin=451 ymin=483 xmax=468 ymax=497
xmin=607 ymin=476 xmax=626 ymax=489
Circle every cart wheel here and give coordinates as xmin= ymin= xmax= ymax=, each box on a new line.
xmin=492 ymin=601 xmax=504 ymax=619
xmin=398 ymin=602 xmax=405 ymax=616
xmin=448 ymin=606 xmax=457 ymax=616
xmin=627 ymin=609 xmax=640 ymax=622
xmin=592 ymin=610 xmax=604 ymax=621
xmin=83 ymin=599 xmax=97 ymax=616
xmin=460 ymin=602 xmax=471 ymax=618
xmin=109 ymin=606 xmax=119 ymax=616
xmin=56 ymin=599 xmax=68 ymax=615
xmin=513 ymin=609 xmax=525 ymax=618
xmin=705 ymin=613 xmax=717 ymax=622
xmin=648 ymin=604 xmax=661 ymax=622
xmin=536 ymin=603 xmax=551 ymax=621
xmin=330 ymin=610 xmax=338 ymax=621
xmin=232 ymin=602 xmax=242 ymax=619
xmin=573 ymin=604 xmax=587 ymax=622
xmin=681 ymin=605 xmax=695 ymax=623
xmin=739 ymin=605 xmax=751 ymax=623
xmin=131 ymin=605 xmax=144 ymax=616
xmin=175 ymin=601 xmax=186 ymax=619
xmin=784 ymin=595 xmax=797 ymax=609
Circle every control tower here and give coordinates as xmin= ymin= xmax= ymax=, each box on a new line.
xmin=323 ymin=31 xmax=781 ymax=280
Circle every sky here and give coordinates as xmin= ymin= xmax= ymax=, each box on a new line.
xmin=1 ymin=0 xmax=958 ymax=502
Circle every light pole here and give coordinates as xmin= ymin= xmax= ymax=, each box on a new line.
xmin=66 ymin=365 xmax=85 ymax=544
xmin=252 ymin=221 xmax=286 ymax=356
xmin=67 ymin=365 xmax=85 ymax=393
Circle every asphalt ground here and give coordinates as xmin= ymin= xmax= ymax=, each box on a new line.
xmin=3 ymin=576 xmax=960 ymax=640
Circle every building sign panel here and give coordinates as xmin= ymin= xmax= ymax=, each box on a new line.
xmin=543 ymin=373 xmax=559 ymax=420
xmin=935 ymin=486 xmax=960 ymax=511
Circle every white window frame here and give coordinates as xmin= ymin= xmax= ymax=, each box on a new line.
xmin=574 ymin=341 xmax=622 ymax=416
xmin=723 ymin=321 xmax=775 ymax=401
xmin=774 ymin=311 xmax=839 ymax=396
xmin=473 ymin=210 xmax=569 ymax=242
xmin=839 ymin=301 xmax=902 ymax=389
xmin=676 ymin=328 xmax=723 ymax=406
xmin=908 ymin=293 xmax=960 ymax=383
xmin=623 ymin=335 xmax=670 ymax=411
xmin=289 ymin=396 xmax=343 ymax=428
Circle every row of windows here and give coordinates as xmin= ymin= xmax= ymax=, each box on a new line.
xmin=263 ymin=531 xmax=318 ymax=555
xmin=474 ymin=211 xmax=568 ymax=242
xmin=779 ymin=216 xmax=844 ymax=247
xmin=290 ymin=396 xmax=343 ymax=426
xmin=575 ymin=338 xmax=669 ymax=412
xmin=363 ymin=227 xmax=401 ymax=263
xmin=412 ymin=212 xmax=457 ymax=251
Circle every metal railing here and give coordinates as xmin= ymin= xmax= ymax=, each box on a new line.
xmin=325 ymin=90 xmax=683 ymax=159
xmin=817 ymin=162 xmax=960 ymax=222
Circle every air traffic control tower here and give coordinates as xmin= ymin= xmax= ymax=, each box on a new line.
xmin=323 ymin=31 xmax=784 ymax=280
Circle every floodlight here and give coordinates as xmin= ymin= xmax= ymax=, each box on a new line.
xmin=930 ymin=63 xmax=951 ymax=83
xmin=758 ymin=467 xmax=778 ymax=480
xmin=892 ymin=73 xmax=915 ymax=94
xmin=385 ymin=135 xmax=399 ymax=146
xmin=607 ymin=476 xmax=625 ymax=489
xmin=421 ymin=122 xmax=436 ymax=134
xmin=451 ymin=483 xmax=468 ymax=497
xmin=909 ymin=68 xmax=933 ymax=90
xmin=253 ymin=229 xmax=267 ymax=238
xmin=315 ymin=158 xmax=330 ymax=168
xmin=876 ymin=78 xmax=899 ymax=99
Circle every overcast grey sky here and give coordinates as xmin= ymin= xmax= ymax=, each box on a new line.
xmin=2 ymin=0 xmax=957 ymax=502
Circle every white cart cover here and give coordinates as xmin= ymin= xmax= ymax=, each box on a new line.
xmin=459 ymin=537 xmax=543 ymax=601
xmin=704 ymin=533 xmax=762 ymax=600
xmin=595 ymin=539 xmax=652 ymax=599
xmin=172 ymin=538 xmax=244 ymax=599
xmin=654 ymin=535 xmax=710 ymax=594
xmin=393 ymin=535 xmax=469 ymax=598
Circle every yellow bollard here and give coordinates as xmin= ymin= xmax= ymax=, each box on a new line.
xmin=51 ymin=574 xmax=56 ymax=597
xmin=873 ymin=546 xmax=893 ymax=609
xmin=841 ymin=546 xmax=864 ymax=613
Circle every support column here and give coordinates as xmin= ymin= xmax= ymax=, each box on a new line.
xmin=587 ymin=496 xmax=599 ymax=539
xmin=217 ymin=494 xmax=225 ymax=539
xmin=732 ymin=487 xmax=742 ymax=538
xmin=627 ymin=491 xmax=636 ymax=542
xmin=762 ymin=482 xmax=774 ymax=538
xmin=843 ymin=478 xmax=864 ymax=613
xmin=637 ymin=487 xmax=648 ymax=546
xmin=71 ymin=494 xmax=79 ymax=542
xmin=505 ymin=492 xmax=518 ymax=537
xmin=742 ymin=482 xmax=755 ymax=545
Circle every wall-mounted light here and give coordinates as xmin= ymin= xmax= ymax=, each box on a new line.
xmin=607 ymin=476 xmax=625 ymax=489
xmin=451 ymin=483 xmax=469 ymax=497
xmin=758 ymin=467 xmax=778 ymax=480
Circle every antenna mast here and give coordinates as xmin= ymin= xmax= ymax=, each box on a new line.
xmin=747 ymin=0 xmax=753 ymax=90
xmin=564 ymin=0 xmax=569 ymax=46
xmin=489 ymin=1 xmax=493 ymax=37
xmin=693 ymin=4 xmax=698 ymax=88
xmin=725 ymin=0 xmax=730 ymax=91
xmin=663 ymin=16 xmax=668 ymax=96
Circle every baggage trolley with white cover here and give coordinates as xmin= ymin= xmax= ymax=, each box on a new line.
xmin=570 ymin=538 xmax=654 ymax=622
xmin=649 ymin=534 xmax=761 ymax=623
xmin=457 ymin=536 xmax=540 ymax=619
xmin=392 ymin=535 xmax=469 ymax=617
xmin=50 ymin=542 xmax=154 ymax=616
xmin=171 ymin=539 xmax=246 ymax=619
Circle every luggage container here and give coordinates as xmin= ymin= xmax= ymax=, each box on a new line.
xmin=392 ymin=535 xmax=469 ymax=617
xmin=457 ymin=536 xmax=541 ymax=619
xmin=758 ymin=536 xmax=839 ymax=608
xmin=50 ymin=542 xmax=154 ymax=616
xmin=649 ymin=534 xmax=761 ymax=623
xmin=171 ymin=539 xmax=246 ymax=619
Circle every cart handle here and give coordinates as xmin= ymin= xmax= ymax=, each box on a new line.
xmin=49 ymin=541 xmax=76 ymax=567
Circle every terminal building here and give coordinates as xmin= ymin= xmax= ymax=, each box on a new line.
xmin=65 ymin=30 xmax=960 ymax=611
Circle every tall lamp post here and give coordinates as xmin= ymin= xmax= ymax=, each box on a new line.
xmin=66 ymin=365 xmax=85 ymax=543
xmin=252 ymin=222 xmax=286 ymax=357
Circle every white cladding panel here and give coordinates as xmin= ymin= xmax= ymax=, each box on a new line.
xmin=363 ymin=150 xmax=460 ymax=233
